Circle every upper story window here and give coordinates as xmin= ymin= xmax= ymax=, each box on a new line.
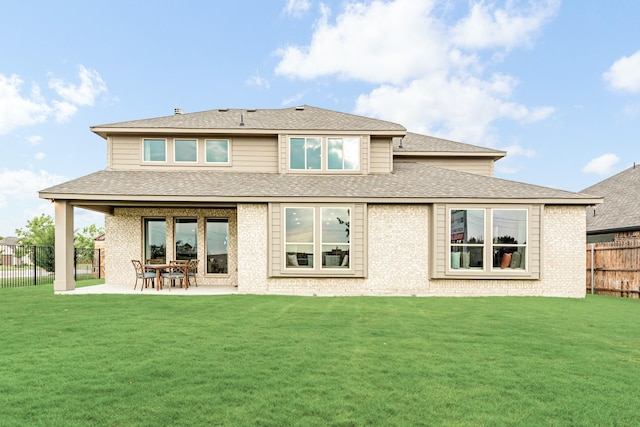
xmin=449 ymin=208 xmax=528 ymax=272
xmin=143 ymin=139 xmax=166 ymax=162
xmin=290 ymin=137 xmax=322 ymax=170
xmin=174 ymin=139 xmax=197 ymax=162
xmin=328 ymin=137 xmax=360 ymax=170
xmin=289 ymin=136 xmax=360 ymax=172
xmin=205 ymin=139 xmax=229 ymax=164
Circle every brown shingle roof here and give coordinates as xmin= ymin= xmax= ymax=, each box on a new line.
xmin=40 ymin=163 xmax=599 ymax=204
xmin=582 ymin=165 xmax=640 ymax=233
xmin=91 ymin=105 xmax=406 ymax=135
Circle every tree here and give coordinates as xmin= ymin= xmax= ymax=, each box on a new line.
xmin=16 ymin=214 xmax=55 ymax=272
xmin=15 ymin=214 xmax=105 ymax=271
xmin=75 ymin=224 xmax=105 ymax=263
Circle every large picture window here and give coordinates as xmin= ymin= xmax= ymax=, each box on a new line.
xmin=143 ymin=139 xmax=166 ymax=162
xmin=144 ymin=218 xmax=166 ymax=262
xmin=206 ymin=218 xmax=228 ymax=274
xmin=285 ymin=207 xmax=350 ymax=270
xmin=450 ymin=208 xmax=527 ymax=272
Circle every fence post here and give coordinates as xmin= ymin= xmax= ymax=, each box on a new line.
xmin=590 ymin=243 xmax=595 ymax=295
xmin=33 ymin=246 xmax=38 ymax=286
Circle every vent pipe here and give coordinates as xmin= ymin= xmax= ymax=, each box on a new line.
xmin=174 ymin=108 xmax=183 ymax=115
xmin=239 ymin=114 xmax=245 ymax=126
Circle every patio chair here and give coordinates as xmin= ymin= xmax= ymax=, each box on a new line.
xmin=187 ymin=259 xmax=199 ymax=287
xmin=161 ymin=262 xmax=188 ymax=290
xmin=132 ymin=259 xmax=156 ymax=290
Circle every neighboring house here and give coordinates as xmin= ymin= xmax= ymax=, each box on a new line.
xmin=0 ymin=237 xmax=27 ymax=266
xmin=582 ymin=164 xmax=640 ymax=243
xmin=39 ymin=105 xmax=601 ymax=296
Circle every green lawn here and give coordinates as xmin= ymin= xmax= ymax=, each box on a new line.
xmin=1 ymin=284 xmax=639 ymax=426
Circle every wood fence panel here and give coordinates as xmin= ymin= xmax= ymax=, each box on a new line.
xmin=586 ymin=240 xmax=640 ymax=298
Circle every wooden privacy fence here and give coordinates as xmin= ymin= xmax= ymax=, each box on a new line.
xmin=586 ymin=240 xmax=640 ymax=298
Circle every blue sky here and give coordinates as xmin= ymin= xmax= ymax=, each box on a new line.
xmin=1 ymin=0 xmax=639 ymax=238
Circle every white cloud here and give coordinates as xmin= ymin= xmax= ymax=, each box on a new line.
xmin=34 ymin=152 xmax=46 ymax=161
xmin=0 ymin=74 xmax=52 ymax=135
xmin=603 ymin=51 xmax=640 ymax=93
xmin=0 ymin=65 xmax=107 ymax=134
xmin=582 ymin=154 xmax=620 ymax=176
xmin=0 ymin=169 xmax=67 ymax=207
xmin=283 ymin=0 xmax=311 ymax=17
xmin=275 ymin=0 xmax=558 ymax=150
xmin=282 ymin=91 xmax=307 ymax=106
xmin=49 ymin=65 xmax=107 ymax=106
xmin=503 ymin=144 xmax=535 ymax=158
xmin=450 ymin=0 xmax=560 ymax=50
xmin=245 ymin=72 xmax=271 ymax=89
xmin=27 ymin=135 xmax=43 ymax=145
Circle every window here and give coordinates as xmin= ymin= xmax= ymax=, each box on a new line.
xmin=174 ymin=139 xmax=197 ymax=162
xmin=285 ymin=207 xmax=350 ymax=270
xmin=289 ymin=137 xmax=321 ymax=170
xmin=144 ymin=218 xmax=166 ymax=262
xmin=206 ymin=218 xmax=228 ymax=274
xmin=450 ymin=208 xmax=527 ymax=271
xmin=143 ymin=139 xmax=166 ymax=162
xmin=175 ymin=218 xmax=197 ymax=260
xmin=328 ymin=137 xmax=360 ymax=170
xmin=205 ymin=139 xmax=229 ymax=163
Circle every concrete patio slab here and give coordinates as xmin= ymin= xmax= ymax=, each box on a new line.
xmin=55 ymin=283 xmax=238 ymax=295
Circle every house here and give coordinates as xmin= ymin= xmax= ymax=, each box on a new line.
xmin=0 ymin=237 xmax=29 ymax=266
xmin=39 ymin=105 xmax=601 ymax=297
xmin=582 ymin=164 xmax=640 ymax=243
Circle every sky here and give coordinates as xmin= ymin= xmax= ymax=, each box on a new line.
xmin=1 ymin=0 xmax=639 ymax=238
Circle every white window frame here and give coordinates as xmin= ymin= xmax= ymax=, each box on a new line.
xmin=283 ymin=205 xmax=353 ymax=273
xmin=288 ymin=136 xmax=361 ymax=173
xmin=205 ymin=139 xmax=230 ymax=164
xmin=447 ymin=207 xmax=529 ymax=276
xmin=174 ymin=139 xmax=198 ymax=163
xmin=142 ymin=138 xmax=167 ymax=163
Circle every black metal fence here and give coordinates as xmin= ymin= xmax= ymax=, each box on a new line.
xmin=0 ymin=244 xmax=104 ymax=288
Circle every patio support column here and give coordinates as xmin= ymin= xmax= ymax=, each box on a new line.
xmin=53 ymin=200 xmax=75 ymax=291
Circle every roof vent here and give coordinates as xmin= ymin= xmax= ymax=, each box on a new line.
xmin=239 ymin=114 xmax=245 ymax=126
xmin=174 ymin=108 xmax=183 ymax=115
xmin=218 ymin=108 xmax=229 ymax=112
xmin=295 ymin=106 xmax=305 ymax=111
xmin=247 ymin=108 xmax=257 ymax=112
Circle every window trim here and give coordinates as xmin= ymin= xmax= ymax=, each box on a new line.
xmin=443 ymin=205 xmax=536 ymax=279
xmin=287 ymin=136 xmax=361 ymax=173
xmin=281 ymin=204 xmax=355 ymax=276
xmin=205 ymin=139 xmax=230 ymax=165
xmin=142 ymin=138 xmax=167 ymax=163
xmin=173 ymin=138 xmax=198 ymax=163
xmin=205 ymin=217 xmax=229 ymax=275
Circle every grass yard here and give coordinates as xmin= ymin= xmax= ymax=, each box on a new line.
xmin=1 ymin=284 xmax=639 ymax=426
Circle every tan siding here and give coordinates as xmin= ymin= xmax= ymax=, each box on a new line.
xmin=370 ymin=137 xmax=392 ymax=173
xmin=109 ymin=134 xmax=279 ymax=171
xmin=360 ymin=135 xmax=369 ymax=174
xmin=394 ymin=157 xmax=495 ymax=176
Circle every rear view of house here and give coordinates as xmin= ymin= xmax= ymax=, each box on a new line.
xmin=40 ymin=105 xmax=601 ymax=296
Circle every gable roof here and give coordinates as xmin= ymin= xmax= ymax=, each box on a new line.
xmin=582 ymin=165 xmax=640 ymax=233
xmin=91 ymin=105 xmax=406 ymax=137
xmin=40 ymin=163 xmax=600 ymax=208
xmin=393 ymin=132 xmax=506 ymax=159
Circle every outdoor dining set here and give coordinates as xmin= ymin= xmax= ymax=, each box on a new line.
xmin=131 ymin=259 xmax=199 ymax=291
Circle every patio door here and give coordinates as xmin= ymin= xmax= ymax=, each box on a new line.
xmin=144 ymin=218 xmax=166 ymax=262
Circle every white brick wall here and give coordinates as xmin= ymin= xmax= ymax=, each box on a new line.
xmin=107 ymin=204 xmax=586 ymax=297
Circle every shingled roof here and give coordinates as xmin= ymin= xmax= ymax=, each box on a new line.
xmin=393 ymin=132 xmax=506 ymax=157
xmin=91 ymin=105 xmax=406 ymax=137
xmin=582 ymin=165 xmax=640 ymax=233
xmin=40 ymin=163 xmax=599 ymax=205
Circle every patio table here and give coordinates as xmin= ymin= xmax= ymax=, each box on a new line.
xmin=144 ymin=263 xmax=189 ymax=290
